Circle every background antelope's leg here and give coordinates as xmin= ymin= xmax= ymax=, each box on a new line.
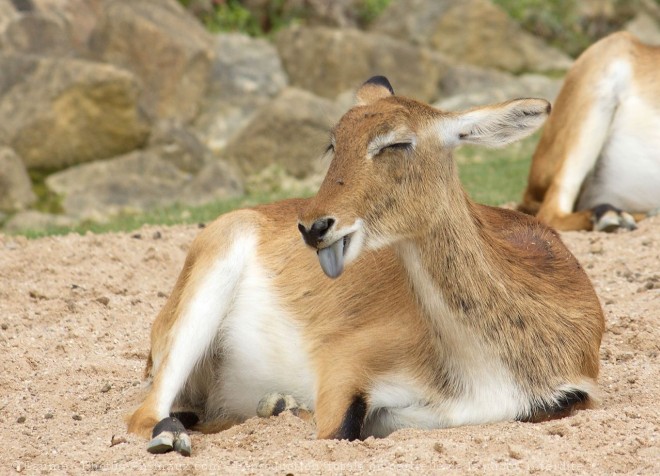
xmin=540 ymin=209 xmax=594 ymax=231
xmin=527 ymin=37 xmax=630 ymax=226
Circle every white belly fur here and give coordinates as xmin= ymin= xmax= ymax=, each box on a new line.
xmin=206 ymin=238 xmax=316 ymax=419
xmin=578 ymin=93 xmax=660 ymax=212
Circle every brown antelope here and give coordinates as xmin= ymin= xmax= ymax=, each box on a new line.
xmin=127 ymin=76 xmax=604 ymax=456
xmin=519 ymin=32 xmax=660 ymax=231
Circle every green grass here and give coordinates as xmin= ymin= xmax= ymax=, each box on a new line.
xmin=178 ymin=0 xmax=392 ymax=36
xmin=16 ymin=190 xmax=312 ymax=239
xmin=455 ymin=133 xmax=538 ymax=206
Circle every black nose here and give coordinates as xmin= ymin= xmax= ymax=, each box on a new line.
xmin=298 ymin=218 xmax=335 ymax=247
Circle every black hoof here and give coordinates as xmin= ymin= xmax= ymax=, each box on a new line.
xmin=147 ymin=416 xmax=192 ymax=457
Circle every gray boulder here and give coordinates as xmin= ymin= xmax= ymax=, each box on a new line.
xmin=0 ymin=10 xmax=71 ymax=56
xmin=626 ymin=14 xmax=660 ymax=45
xmin=178 ymin=160 xmax=244 ymax=207
xmin=194 ymin=33 xmax=288 ymax=153
xmin=0 ymin=0 xmax=103 ymax=57
xmin=0 ymin=146 xmax=35 ymax=212
xmin=148 ymin=120 xmax=211 ymax=174
xmin=274 ymin=25 xmax=453 ymax=102
xmin=371 ymin=0 xmax=572 ymax=74
xmin=0 ymin=0 xmax=19 ymax=32
xmin=45 ymin=150 xmax=243 ymax=222
xmin=31 ymin=0 xmax=104 ymax=54
xmin=3 ymin=210 xmax=76 ymax=233
xmin=0 ymin=54 xmax=149 ymax=169
xmin=88 ymin=0 xmax=214 ymax=122
xmin=222 ymin=87 xmax=343 ymax=179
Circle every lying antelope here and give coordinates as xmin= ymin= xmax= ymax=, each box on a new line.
xmin=127 ymin=76 xmax=604 ymax=456
xmin=519 ymin=32 xmax=660 ymax=231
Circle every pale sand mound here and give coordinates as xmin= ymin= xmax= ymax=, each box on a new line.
xmin=1 ymin=216 xmax=658 ymax=475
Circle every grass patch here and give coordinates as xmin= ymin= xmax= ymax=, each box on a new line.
xmin=17 ymin=189 xmax=313 ymax=239
xmin=28 ymin=168 xmax=63 ymax=214
xmin=455 ymin=133 xmax=538 ymax=206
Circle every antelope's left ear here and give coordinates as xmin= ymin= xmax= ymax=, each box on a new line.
xmin=437 ymin=98 xmax=551 ymax=149
xmin=355 ymin=76 xmax=394 ymax=106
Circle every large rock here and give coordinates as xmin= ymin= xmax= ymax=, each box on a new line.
xmin=148 ymin=120 xmax=211 ymax=174
xmin=371 ymin=0 xmax=572 ymax=74
xmin=45 ymin=150 xmax=242 ymax=221
xmin=0 ymin=10 xmax=71 ymax=56
xmin=177 ymin=160 xmax=244 ymax=207
xmin=88 ymin=0 xmax=214 ymax=122
xmin=3 ymin=210 xmax=76 ymax=233
xmin=194 ymin=33 xmax=288 ymax=152
xmin=0 ymin=0 xmax=19 ymax=31
xmin=0 ymin=54 xmax=149 ymax=169
xmin=0 ymin=146 xmax=36 ymax=212
xmin=274 ymin=25 xmax=453 ymax=101
xmin=626 ymin=14 xmax=660 ymax=45
xmin=0 ymin=0 xmax=103 ymax=56
xmin=32 ymin=0 xmax=104 ymax=54
xmin=221 ymin=87 xmax=342 ymax=179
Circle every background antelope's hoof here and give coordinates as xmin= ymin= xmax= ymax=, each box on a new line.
xmin=592 ymin=204 xmax=637 ymax=232
xmin=147 ymin=416 xmax=191 ymax=456
xmin=257 ymin=393 xmax=306 ymax=417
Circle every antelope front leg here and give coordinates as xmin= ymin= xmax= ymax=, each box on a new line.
xmin=314 ymin=386 xmax=367 ymax=441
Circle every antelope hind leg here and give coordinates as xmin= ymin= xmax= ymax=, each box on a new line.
xmin=257 ymin=392 xmax=314 ymax=423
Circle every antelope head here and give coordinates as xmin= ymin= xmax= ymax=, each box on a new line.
xmin=298 ymin=76 xmax=550 ymax=278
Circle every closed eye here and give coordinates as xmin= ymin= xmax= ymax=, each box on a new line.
xmin=384 ymin=142 xmax=412 ymax=151
xmin=367 ymin=132 xmax=416 ymax=158
xmin=376 ymin=142 xmax=413 ymax=156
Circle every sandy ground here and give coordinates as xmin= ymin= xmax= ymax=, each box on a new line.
xmin=0 ymin=214 xmax=658 ymax=475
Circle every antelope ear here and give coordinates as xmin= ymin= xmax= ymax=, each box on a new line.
xmin=355 ymin=76 xmax=394 ymax=106
xmin=438 ymin=98 xmax=551 ymax=149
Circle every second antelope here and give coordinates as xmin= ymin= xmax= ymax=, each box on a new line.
xmin=128 ymin=76 xmax=604 ymax=456
xmin=519 ymin=32 xmax=660 ymax=231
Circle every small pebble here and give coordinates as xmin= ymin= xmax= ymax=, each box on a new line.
xmin=44 ymin=413 xmax=54 ymax=419
xmin=131 ymin=233 xmax=142 ymax=239
xmin=17 ymin=416 xmax=26 ymax=423
xmin=198 ymin=223 xmax=206 ymax=229
xmin=157 ymin=291 xmax=168 ymax=298
xmin=508 ymin=446 xmax=524 ymax=460
xmin=96 ymin=296 xmax=110 ymax=306
xmin=1 ymin=323 xmax=8 ymax=330
xmin=72 ymin=414 xmax=82 ymax=421
xmin=152 ymin=231 xmax=162 ymax=240
xmin=101 ymin=383 xmax=112 ymax=393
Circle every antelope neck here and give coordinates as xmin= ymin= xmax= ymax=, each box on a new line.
xmin=394 ymin=198 xmax=503 ymax=319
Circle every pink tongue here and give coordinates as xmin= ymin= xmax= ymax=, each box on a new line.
xmin=317 ymin=238 xmax=344 ymax=278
